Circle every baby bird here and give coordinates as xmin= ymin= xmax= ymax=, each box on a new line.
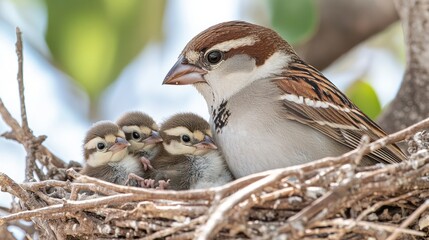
xmin=80 ymin=121 xmax=145 ymax=186
xmin=149 ymin=113 xmax=233 ymax=190
xmin=116 ymin=111 xmax=163 ymax=171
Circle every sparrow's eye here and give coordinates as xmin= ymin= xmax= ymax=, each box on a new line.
xmin=97 ymin=142 xmax=105 ymax=150
xmin=181 ymin=135 xmax=191 ymax=143
xmin=206 ymin=50 xmax=223 ymax=64
xmin=132 ymin=131 xmax=140 ymax=139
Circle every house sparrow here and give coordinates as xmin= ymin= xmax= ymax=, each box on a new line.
xmin=148 ymin=113 xmax=233 ymax=190
xmin=116 ymin=111 xmax=163 ymax=171
xmin=80 ymin=121 xmax=145 ymax=186
xmin=163 ymin=21 xmax=406 ymax=178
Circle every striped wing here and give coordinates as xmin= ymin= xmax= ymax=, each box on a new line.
xmin=274 ymin=60 xmax=406 ymax=164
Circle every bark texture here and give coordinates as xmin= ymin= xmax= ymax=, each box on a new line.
xmin=296 ymin=0 xmax=398 ymax=70
xmin=378 ymin=0 xmax=429 ymax=133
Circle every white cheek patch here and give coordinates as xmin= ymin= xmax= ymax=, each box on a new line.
xmin=110 ymin=148 xmax=128 ymax=162
xmin=88 ymin=148 xmax=128 ymax=166
xmin=207 ymin=35 xmax=257 ymax=53
xmin=87 ymin=151 xmax=113 ymax=167
xmin=84 ymin=137 xmax=104 ymax=150
xmin=164 ymin=126 xmax=193 ymax=137
xmin=163 ymin=141 xmax=195 ymax=155
xmin=122 ymin=125 xmax=140 ymax=134
xmin=207 ymin=52 xmax=291 ymax=102
xmin=250 ymin=52 xmax=291 ymax=80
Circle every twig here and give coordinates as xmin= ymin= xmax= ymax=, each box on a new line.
xmin=143 ymin=216 xmax=206 ymax=240
xmin=0 ymin=97 xmax=66 ymax=169
xmin=196 ymin=168 xmax=286 ymax=240
xmin=0 ymin=193 xmax=136 ymax=224
xmin=0 ymin=28 xmax=67 ymax=183
xmin=196 ymin=117 xmax=429 ymax=239
xmin=20 ymin=179 xmax=116 ymax=196
xmin=328 ymin=190 xmax=425 ymax=239
xmin=0 ymin=99 xmax=22 ymax=132
xmin=0 ymin=206 xmax=11 ymax=214
xmin=15 ymin=27 xmax=29 ymax=134
xmin=385 ymin=199 xmax=429 ymax=240
xmin=0 ymin=225 xmax=17 ymax=240
xmin=69 ymin=169 xmax=216 ymax=201
xmin=356 ymin=190 xmax=422 ymax=221
xmin=0 ymin=172 xmax=39 ymax=209
xmin=285 ymin=141 xmax=367 ymax=236
xmin=14 ymin=28 xmax=35 ymax=182
xmin=313 ymin=218 xmax=425 ymax=237
xmin=195 ymin=136 xmax=369 ymax=239
xmin=7 ymin=221 xmax=36 ymax=236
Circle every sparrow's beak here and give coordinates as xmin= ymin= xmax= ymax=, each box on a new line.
xmin=142 ymin=130 xmax=163 ymax=145
xmin=109 ymin=137 xmax=130 ymax=153
xmin=163 ymin=56 xmax=207 ymax=85
xmin=194 ymin=135 xmax=218 ymax=150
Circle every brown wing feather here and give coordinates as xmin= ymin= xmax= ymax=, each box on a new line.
xmin=275 ymin=60 xmax=406 ymax=163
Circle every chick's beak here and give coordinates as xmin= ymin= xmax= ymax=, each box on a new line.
xmin=194 ymin=135 xmax=218 ymax=150
xmin=109 ymin=137 xmax=130 ymax=153
xmin=163 ymin=56 xmax=207 ymax=85
xmin=142 ymin=130 xmax=163 ymax=145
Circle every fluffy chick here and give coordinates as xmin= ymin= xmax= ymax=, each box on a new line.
xmin=116 ymin=111 xmax=163 ymax=171
xmin=149 ymin=113 xmax=233 ymax=190
xmin=80 ymin=121 xmax=145 ymax=186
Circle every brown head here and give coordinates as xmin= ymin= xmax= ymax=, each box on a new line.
xmin=160 ymin=113 xmax=217 ymax=156
xmin=83 ymin=121 xmax=130 ymax=167
xmin=116 ymin=111 xmax=163 ymax=153
xmin=163 ymin=21 xmax=294 ymax=101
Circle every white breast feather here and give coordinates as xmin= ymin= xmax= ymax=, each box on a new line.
xmin=190 ymin=151 xmax=233 ymax=189
xmin=109 ymin=155 xmax=143 ymax=176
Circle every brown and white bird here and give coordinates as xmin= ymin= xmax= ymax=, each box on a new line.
xmin=116 ymin=111 xmax=163 ymax=171
xmin=163 ymin=21 xmax=406 ymax=178
xmin=81 ymin=121 xmax=145 ymax=185
xmin=148 ymin=113 xmax=233 ymax=190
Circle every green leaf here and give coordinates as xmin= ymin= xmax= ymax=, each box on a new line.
xmin=44 ymin=0 xmax=165 ymax=101
xmin=268 ymin=0 xmax=318 ymax=44
xmin=345 ymin=80 xmax=382 ymax=120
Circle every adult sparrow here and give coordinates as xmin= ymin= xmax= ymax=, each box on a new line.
xmin=148 ymin=113 xmax=233 ymax=190
xmin=81 ymin=121 xmax=145 ymax=186
xmin=116 ymin=111 xmax=163 ymax=171
xmin=163 ymin=21 xmax=406 ymax=178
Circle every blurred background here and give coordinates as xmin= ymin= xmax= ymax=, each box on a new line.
xmin=0 ymin=0 xmax=405 ymax=206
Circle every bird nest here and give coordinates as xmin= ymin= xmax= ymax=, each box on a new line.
xmin=1 ymin=28 xmax=429 ymax=240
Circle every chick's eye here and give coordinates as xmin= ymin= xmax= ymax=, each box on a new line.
xmin=206 ymin=50 xmax=223 ymax=64
xmin=181 ymin=135 xmax=191 ymax=143
xmin=132 ymin=131 xmax=140 ymax=139
xmin=97 ymin=142 xmax=105 ymax=150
